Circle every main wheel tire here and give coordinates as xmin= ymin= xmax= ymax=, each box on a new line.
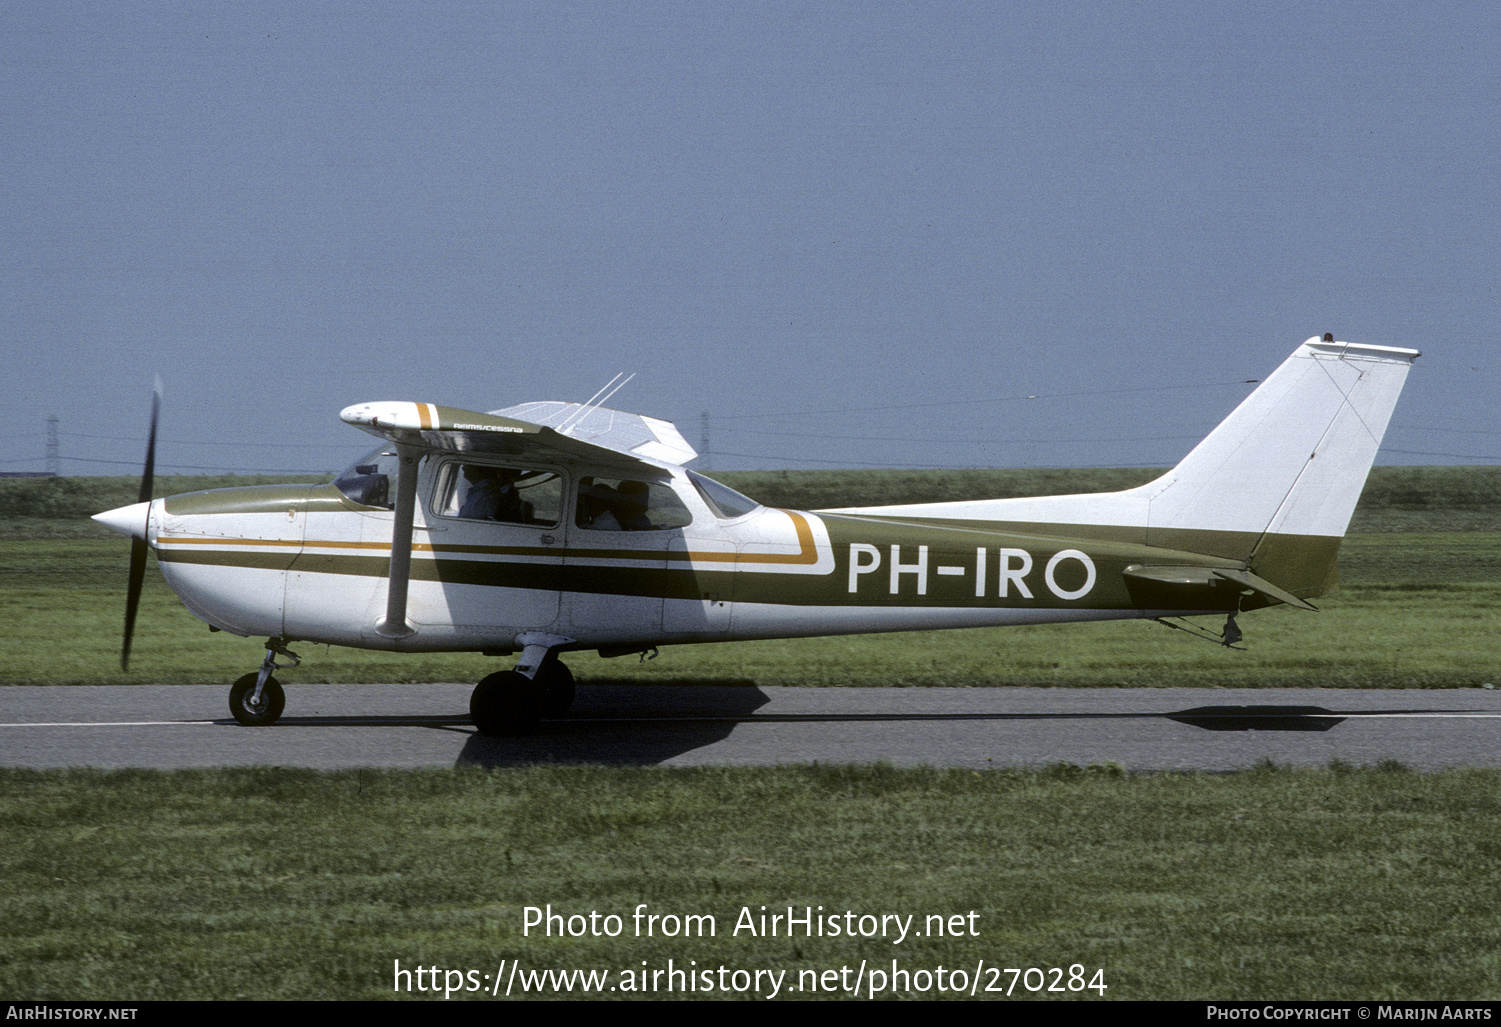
xmin=470 ymin=670 xmax=543 ymax=737
xmin=536 ymin=659 xmax=576 ymax=717
xmin=229 ymin=673 xmax=285 ymax=726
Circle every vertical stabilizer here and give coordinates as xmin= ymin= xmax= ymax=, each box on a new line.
xmin=1143 ymin=338 xmax=1419 ymax=541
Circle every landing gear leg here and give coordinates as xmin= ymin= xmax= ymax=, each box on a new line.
xmin=470 ymin=632 xmax=575 ymax=736
xmin=229 ymin=640 xmax=298 ymax=726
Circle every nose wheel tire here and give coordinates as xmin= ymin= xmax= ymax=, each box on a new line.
xmin=229 ymin=674 xmax=285 ymax=726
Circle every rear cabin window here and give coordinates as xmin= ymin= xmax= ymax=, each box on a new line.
xmin=575 ymin=477 xmax=692 ymax=531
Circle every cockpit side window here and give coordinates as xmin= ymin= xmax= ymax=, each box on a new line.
xmin=575 ymin=477 xmax=692 ymax=531
xmin=333 ymin=445 xmax=399 ymax=509
xmin=435 ymin=462 xmax=562 ymax=527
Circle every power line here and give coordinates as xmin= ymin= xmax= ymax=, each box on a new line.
xmin=712 ymin=449 xmax=958 ymax=469
xmin=57 ymin=431 xmax=355 ymax=451
xmin=713 ymin=378 xmax=1261 ymax=421
xmin=722 ymin=426 xmax=1204 ymax=446
xmin=1390 ymin=424 xmax=1501 ymax=436
xmin=53 ymin=456 xmax=333 ymax=474
xmin=1382 ymin=448 xmax=1500 ymax=462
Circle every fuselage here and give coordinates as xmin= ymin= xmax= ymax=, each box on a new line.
xmin=119 ymin=454 xmax=1246 ymax=657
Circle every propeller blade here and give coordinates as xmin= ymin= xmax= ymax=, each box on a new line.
xmin=137 ymin=379 xmax=159 ymax=504
xmin=121 ymin=379 xmax=161 ymax=671
xmin=122 ymin=536 xmax=148 ymax=671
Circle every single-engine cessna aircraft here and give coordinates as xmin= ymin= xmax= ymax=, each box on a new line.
xmin=95 ymin=335 xmax=1417 ymax=735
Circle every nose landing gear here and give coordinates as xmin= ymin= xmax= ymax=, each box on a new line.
xmin=229 ymin=640 xmax=299 ymax=726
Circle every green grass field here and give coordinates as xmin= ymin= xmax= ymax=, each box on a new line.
xmin=3 ymin=763 xmax=1500 ymax=1000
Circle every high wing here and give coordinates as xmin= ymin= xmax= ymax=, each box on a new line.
xmin=339 ymin=401 xmax=696 ymax=474
xmin=338 ymin=399 xmax=696 ymax=640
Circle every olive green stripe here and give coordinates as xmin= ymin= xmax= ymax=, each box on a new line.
xmin=156 ymin=547 xmax=1169 ymax=609
xmin=162 ymin=483 xmax=365 ymax=516
xmin=155 ymin=513 xmax=1341 ymax=610
xmin=157 ymin=548 xmax=302 ymax=572
xmin=824 ymin=516 xmax=1340 ymax=599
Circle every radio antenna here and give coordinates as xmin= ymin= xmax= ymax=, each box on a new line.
xmin=559 ymin=372 xmax=635 ymax=435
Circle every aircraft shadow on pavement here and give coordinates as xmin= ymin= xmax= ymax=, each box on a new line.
xmin=458 ymin=683 xmax=771 ymax=768
xmin=207 ymin=693 xmax=1493 ymax=766
xmin=1165 ymin=705 xmax=1347 ymax=732
xmin=1163 ymin=704 xmax=1492 ymax=733
xmin=455 ymin=693 xmax=1403 ymax=767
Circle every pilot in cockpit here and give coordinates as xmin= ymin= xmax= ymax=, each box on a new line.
xmin=458 ymin=466 xmax=525 ymax=522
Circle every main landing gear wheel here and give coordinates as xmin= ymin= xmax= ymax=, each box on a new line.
xmin=536 ymin=659 xmax=575 ymax=717
xmin=471 ymin=670 xmax=544 ymax=737
xmin=229 ymin=673 xmax=285 ymax=726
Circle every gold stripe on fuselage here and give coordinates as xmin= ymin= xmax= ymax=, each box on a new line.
xmin=155 ymin=511 xmax=823 ymax=567
xmin=680 ymin=510 xmax=820 ymax=565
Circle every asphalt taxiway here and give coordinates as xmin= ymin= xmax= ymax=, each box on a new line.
xmin=3 ymin=683 xmax=1500 ymax=771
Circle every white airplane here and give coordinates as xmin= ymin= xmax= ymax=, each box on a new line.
xmin=95 ymin=335 xmax=1418 ymax=735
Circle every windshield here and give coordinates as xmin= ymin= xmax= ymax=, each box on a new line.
xmin=332 ymin=444 xmax=399 ymax=509
xmin=688 ymin=471 xmax=761 ymax=520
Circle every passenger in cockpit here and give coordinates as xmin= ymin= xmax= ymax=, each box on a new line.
xmin=615 ymin=480 xmax=654 ymax=530
xmin=459 ymin=466 xmax=525 ymax=522
xmin=577 ymin=482 xmax=624 ymax=530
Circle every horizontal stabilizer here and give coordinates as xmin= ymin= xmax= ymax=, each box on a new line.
xmin=1122 ymin=564 xmax=1318 ymax=611
xmin=1211 ymin=568 xmax=1317 ymax=612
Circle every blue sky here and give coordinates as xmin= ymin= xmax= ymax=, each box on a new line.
xmin=3 ymin=2 xmax=1497 ymax=475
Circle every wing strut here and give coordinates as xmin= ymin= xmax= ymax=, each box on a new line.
xmin=376 ymin=441 xmax=421 ymax=639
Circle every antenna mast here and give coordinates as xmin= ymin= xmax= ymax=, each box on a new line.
xmin=46 ymin=416 xmax=59 ymax=476
xmin=559 ymin=372 xmax=635 ymax=436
